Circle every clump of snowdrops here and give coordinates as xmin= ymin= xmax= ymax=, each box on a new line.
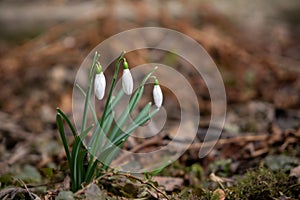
xmin=56 ymin=51 xmax=163 ymax=192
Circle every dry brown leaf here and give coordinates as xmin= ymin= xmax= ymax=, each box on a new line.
xmin=209 ymin=173 xmax=234 ymax=183
xmin=290 ymin=165 xmax=300 ymax=181
xmin=209 ymin=173 xmax=224 ymax=183
xmin=152 ymin=176 xmax=183 ymax=192
xmin=212 ymin=188 xmax=226 ymax=200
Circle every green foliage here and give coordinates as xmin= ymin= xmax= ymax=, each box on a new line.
xmin=144 ymin=165 xmax=166 ymax=180
xmin=0 ymin=174 xmax=15 ymax=188
xmin=170 ymin=187 xmax=206 ymax=200
xmin=226 ymin=167 xmax=300 ymax=199
xmin=208 ymin=159 xmax=232 ymax=177
xmin=40 ymin=167 xmax=54 ymax=179
xmin=56 ymin=51 xmax=160 ymax=192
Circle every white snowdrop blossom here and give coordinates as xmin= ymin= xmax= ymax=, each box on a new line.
xmin=122 ymin=59 xmax=133 ymax=95
xmin=94 ymin=64 xmax=106 ymax=100
xmin=153 ymin=79 xmax=163 ymax=108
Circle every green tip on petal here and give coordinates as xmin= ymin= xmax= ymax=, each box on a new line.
xmin=96 ymin=62 xmax=103 ymax=74
xmin=123 ymin=58 xmax=129 ymax=69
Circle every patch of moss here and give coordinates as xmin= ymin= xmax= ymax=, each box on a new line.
xmin=159 ymin=160 xmax=186 ymax=177
xmin=226 ymin=167 xmax=300 ymax=199
xmin=208 ymin=159 xmax=232 ymax=177
xmin=170 ymin=187 xmax=207 ymax=200
xmin=0 ymin=174 xmax=16 ymax=188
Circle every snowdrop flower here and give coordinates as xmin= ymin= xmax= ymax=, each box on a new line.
xmin=122 ymin=58 xmax=133 ymax=95
xmin=94 ymin=62 xmax=106 ymax=100
xmin=153 ymin=78 xmax=163 ymax=108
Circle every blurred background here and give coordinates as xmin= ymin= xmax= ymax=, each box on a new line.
xmin=0 ymin=0 xmax=300 ymax=197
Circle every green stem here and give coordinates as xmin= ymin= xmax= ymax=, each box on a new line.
xmin=76 ymin=83 xmax=98 ymax=124
xmin=85 ymin=51 xmax=125 ymax=181
xmin=81 ymin=52 xmax=99 ymax=133
xmin=99 ymin=51 xmax=125 ymax=128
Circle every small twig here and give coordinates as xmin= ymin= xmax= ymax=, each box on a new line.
xmin=119 ymin=173 xmax=170 ymax=200
xmin=14 ymin=178 xmax=40 ymax=200
xmin=131 ymin=136 xmax=164 ymax=153
xmin=15 ymin=178 xmax=30 ymax=194
xmin=26 ymin=179 xmax=65 ymax=188
xmin=114 ymin=134 xmax=270 ymax=163
xmin=284 ymin=183 xmax=300 ymax=194
xmin=188 ymin=134 xmax=269 ymax=150
xmin=74 ymin=172 xmax=169 ymax=199
xmin=74 ymin=172 xmax=114 ymax=196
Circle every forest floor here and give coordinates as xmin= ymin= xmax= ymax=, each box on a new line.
xmin=0 ymin=1 xmax=300 ymax=199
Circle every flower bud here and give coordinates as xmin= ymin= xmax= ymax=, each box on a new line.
xmin=153 ymin=79 xmax=163 ymax=108
xmin=122 ymin=59 xmax=133 ymax=95
xmin=94 ymin=63 xmax=106 ymax=100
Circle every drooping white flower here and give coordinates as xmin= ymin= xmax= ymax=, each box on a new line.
xmin=122 ymin=59 xmax=133 ymax=95
xmin=94 ymin=63 xmax=106 ymax=100
xmin=153 ymin=79 xmax=163 ymax=108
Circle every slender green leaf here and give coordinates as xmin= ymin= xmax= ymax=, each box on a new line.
xmin=141 ymin=66 xmax=157 ymax=86
xmin=113 ymin=106 xmax=158 ymax=146
xmin=103 ymin=90 xmax=124 ymax=120
xmin=81 ymin=52 xmax=99 ymax=133
xmin=84 ymin=159 xmax=99 ymax=183
xmin=129 ymin=86 xmax=144 ymax=113
xmin=56 ymin=113 xmax=71 ymax=164
xmin=85 ymin=111 xmax=114 ymax=181
xmin=76 ymin=83 xmax=98 ymax=124
xmin=77 ymin=149 xmax=87 ymax=190
xmin=98 ymin=51 xmax=125 ymax=129
xmin=70 ymin=125 xmax=93 ymax=191
xmin=85 ymin=52 xmax=125 ymax=182
xmin=103 ymin=111 xmax=115 ymax=135
xmin=107 ymin=68 xmax=157 ymax=142
xmin=107 ymin=86 xmax=143 ymax=142
xmin=57 ymin=108 xmax=77 ymax=137
xmin=128 ymin=107 xmax=159 ymax=133
xmin=85 ymin=124 xmax=102 ymax=179
xmin=125 ymin=102 xmax=153 ymax=133
xmin=97 ymin=112 xmax=115 ymax=154
xmin=102 ymin=68 xmax=157 ymax=151
xmin=108 ymin=107 xmax=130 ymax=142
xmin=98 ymin=144 xmax=118 ymax=165
xmin=101 ymin=106 xmax=159 ymax=167
xmin=102 ymin=147 xmax=119 ymax=171
xmin=89 ymin=127 xmax=105 ymax=157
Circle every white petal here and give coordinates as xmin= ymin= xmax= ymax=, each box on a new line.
xmin=122 ymin=69 xmax=133 ymax=95
xmin=153 ymin=85 xmax=163 ymax=108
xmin=94 ymin=72 xmax=106 ymax=100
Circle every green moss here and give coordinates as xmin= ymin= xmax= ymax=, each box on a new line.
xmin=208 ymin=159 xmax=232 ymax=177
xmin=0 ymin=173 xmax=15 ymax=188
xmin=226 ymin=167 xmax=300 ymax=199
xmin=170 ymin=187 xmax=207 ymax=200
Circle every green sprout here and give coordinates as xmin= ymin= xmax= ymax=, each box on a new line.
xmin=56 ymin=52 xmax=162 ymax=192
